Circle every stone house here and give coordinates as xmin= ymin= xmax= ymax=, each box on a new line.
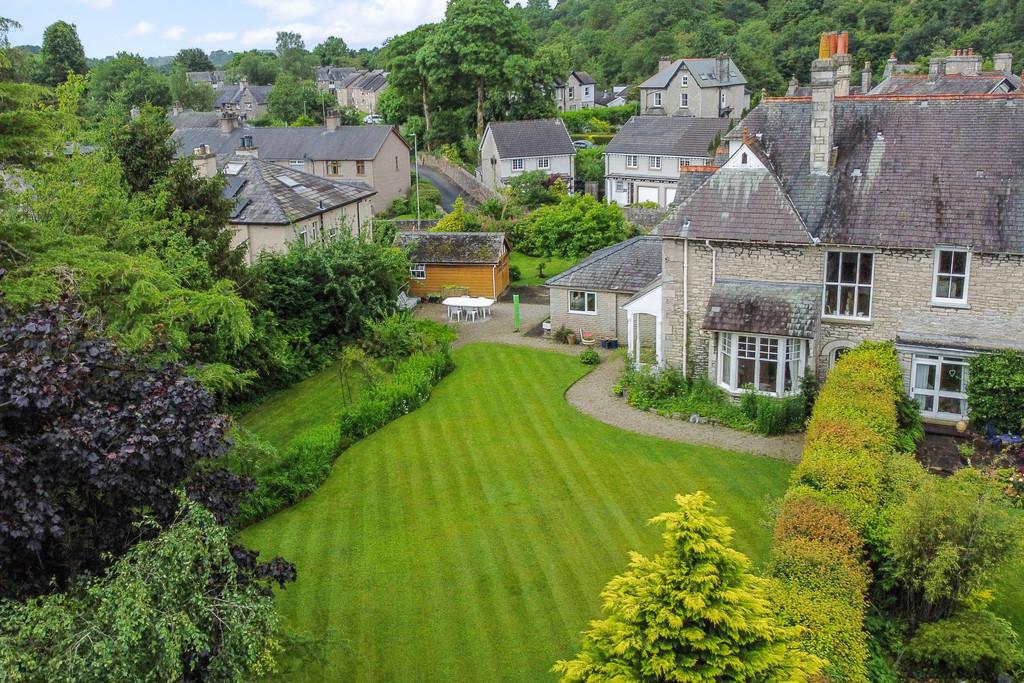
xmin=555 ymin=71 xmax=597 ymax=111
xmin=625 ymin=58 xmax=1024 ymax=425
xmin=189 ymin=150 xmax=376 ymax=265
xmin=477 ymin=119 xmax=576 ymax=192
xmin=173 ymin=114 xmax=411 ymax=214
xmin=214 ymin=79 xmax=273 ymax=121
xmin=638 ymin=54 xmax=749 ymax=118
xmin=604 ymin=116 xmax=731 ymax=207
xmin=187 ymin=70 xmax=228 ymax=89
xmin=545 ymin=236 xmax=662 ymax=344
xmin=321 ymin=69 xmax=389 ymax=114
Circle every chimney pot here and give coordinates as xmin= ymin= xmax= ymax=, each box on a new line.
xmin=837 ymin=31 xmax=849 ymax=55
xmin=828 ymin=31 xmax=838 ymax=57
xmin=818 ymin=33 xmax=830 ymax=60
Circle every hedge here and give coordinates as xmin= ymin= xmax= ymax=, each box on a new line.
xmin=967 ymin=350 xmax=1024 ymax=431
xmin=770 ymin=342 xmax=906 ymax=683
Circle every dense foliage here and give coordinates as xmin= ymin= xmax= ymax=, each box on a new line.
xmin=904 ymin=609 xmax=1024 ymax=680
xmin=514 ymin=193 xmax=634 ymax=258
xmin=0 ymin=498 xmax=284 ymax=682
xmin=968 ymin=350 xmax=1024 ymax=431
xmin=554 ymin=491 xmax=823 ymax=681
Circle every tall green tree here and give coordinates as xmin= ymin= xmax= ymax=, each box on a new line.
xmin=276 ymin=30 xmax=315 ymax=79
xmin=441 ymin=0 xmax=531 ymax=137
xmin=89 ymin=52 xmax=170 ymax=109
xmin=267 ymin=73 xmax=324 ymax=124
xmin=172 ymin=47 xmax=214 ymax=72
xmin=313 ymin=36 xmax=352 ymax=66
xmin=554 ymin=492 xmax=823 ymax=682
xmin=169 ymin=65 xmax=215 ymax=110
xmin=226 ymin=49 xmax=279 ymax=85
xmin=105 ymin=103 xmax=175 ymax=193
xmin=37 ymin=20 xmax=86 ymax=86
xmin=383 ymin=24 xmax=438 ymax=139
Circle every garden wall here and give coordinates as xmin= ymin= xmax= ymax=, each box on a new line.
xmin=418 ymin=153 xmax=498 ymax=205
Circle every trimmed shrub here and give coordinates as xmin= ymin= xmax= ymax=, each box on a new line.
xmin=508 ymin=264 xmax=522 ymax=282
xmin=579 ymin=348 xmax=599 ymax=365
xmin=968 ymin=350 xmax=1024 ymax=431
xmin=904 ymin=609 xmax=1023 ymax=680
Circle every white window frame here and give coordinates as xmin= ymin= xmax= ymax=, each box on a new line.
xmin=289 ymin=159 xmax=305 ymax=170
xmin=568 ymin=86 xmax=575 ymax=99
xmin=931 ymin=247 xmax=970 ymax=307
xmin=680 ymin=92 xmax=689 ymax=108
xmin=615 ymin=179 xmax=626 ymax=192
xmin=681 ymin=73 xmax=689 ymax=86
xmin=649 ymin=155 xmax=662 ymax=170
xmin=512 ymin=158 xmax=525 ymax=171
xmin=583 ymin=86 xmax=591 ymax=97
xmin=625 ymin=155 xmax=638 ymax=169
xmin=653 ymin=91 xmax=663 ymax=107
xmin=410 ymin=263 xmax=426 ymax=280
xmin=911 ymin=353 xmax=968 ymax=420
xmin=538 ymin=157 xmax=550 ymax=170
xmin=327 ymin=161 xmax=340 ymax=176
xmin=568 ymin=290 xmax=597 ymax=315
xmin=716 ymin=332 xmax=805 ymax=397
xmin=822 ymin=250 xmax=874 ymax=320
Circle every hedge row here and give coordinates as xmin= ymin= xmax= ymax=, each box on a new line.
xmin=235 ymin=346 xmax=454 ymax=527
xmin=770 ymin=342 xmax=905 ymax=682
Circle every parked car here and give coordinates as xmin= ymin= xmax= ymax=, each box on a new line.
xmin=573 ymin=140 xmax=594 ymax=149
xmin=364 ymin=114 xmax=385 ymax=124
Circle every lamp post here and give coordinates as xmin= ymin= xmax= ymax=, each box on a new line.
xmin=411 ymin=132 xmax=421 ymax=230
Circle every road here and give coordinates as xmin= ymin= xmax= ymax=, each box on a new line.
xmin=415 ymin=165 xmax=469 ymax=213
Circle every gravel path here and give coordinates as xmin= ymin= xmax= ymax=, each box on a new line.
xmin=565 ymin=356 xmax=805 ymax=463
xmin=416 ymin=288 xmax=804 ymax=462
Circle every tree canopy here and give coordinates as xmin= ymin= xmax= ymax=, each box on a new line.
xmin=173 ymin=47 xmax=214 ymax=72
xmin=38 ymin=20 xmax=86 ymax=87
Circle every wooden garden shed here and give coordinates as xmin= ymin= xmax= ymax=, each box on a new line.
xmin=396 ymin=232 xmax=511 ymax=299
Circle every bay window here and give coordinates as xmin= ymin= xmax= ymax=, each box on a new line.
xmin=823 ymin=251 xmax=873 ymax=318
xmin=717 ymin=332 xmax=805 ymax=396
xmin=912 ymin=354 xmax=967 ymax=419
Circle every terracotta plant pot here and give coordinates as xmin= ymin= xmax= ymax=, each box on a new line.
xmin=566 ymin=333 xmax=577 ymax=345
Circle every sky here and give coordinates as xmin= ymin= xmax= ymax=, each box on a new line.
xmin=5 ymin=0 xmax=449 ymax=57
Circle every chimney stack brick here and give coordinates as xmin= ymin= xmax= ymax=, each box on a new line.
xmin=809 ymin=57 xmax=836 ymax=175
xmin=658 ymin=56 xmax=673 ymax=73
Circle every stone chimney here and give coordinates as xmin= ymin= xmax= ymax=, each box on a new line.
xmin=658 ymin=56 xmax=673 ymax=72
xmin=928 ymin=56 xmax=946 ymax=82
xmin=883 ymin=53 xmax=897 ymax=80
xmin=861 ymin=61 xmax=872 ymax=94
xmin=810 ymin=39 xmax=836 ymax=176
xmin=236 ymin=134 xmax=259 ymax=158
xmin=944 ymin=48 xmax=982 ymax=76
xmin=239 ymin=76 xmax=249 ymax=91
xmin=191 ymin=144 xmax=218 ymax=179
xmin=786 ymin=75 xmax=800 ymax=96
xmin=220 ymin=112 xmax=240 ymax=134
xmin=325 ymin=110 xmax=341 ymax=131
xmin=717 ymin=53 xmax=730 ymax=81
xmin=171 ymin=101 xmax=183 ymax=116
xmin=834 ymin=32 xmax=852 ymax=97
xmin=994 ymin=52 xmax=1013 ymax=74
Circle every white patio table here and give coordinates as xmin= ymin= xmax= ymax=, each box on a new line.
xmin=442 ymin=296 xmax=495 ymax=322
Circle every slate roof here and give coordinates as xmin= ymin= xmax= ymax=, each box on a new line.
xmin=173 ymin=124 xmax=406 ymax=161
xmin=187 ymin=70 xmax=226 ymax=85
xmin=606 ymin=116 xmax=732 ymax=157
xmin=224 ymin=156 xmax=375 ymax=225
xmin=485 ymin=119 xmax=575 ymax=159
xmin=215 ymin=84 xmax=273 ymax=107
xmin=545 ymin=236 xmax=662 ymax=292
xmin=640 ymin=57 xmax=747 ymax=89
xmin=673 ymin=170 xmax=716 ymax=205
xmin=168 ymin=110 xmax=221 ymax=129
xmin=394 ymin=232 xmax=509 ymax=264
xmin=594 ymin=90 xmax=623 ymax=107
xmin=570 ymin=71 xmax=596 ymax=86
xmin=657 ymin=167 xmax=811 ymax=243
xmin=868 ymin=73 xmax=1019 ymax=96
xmin=316 ymin=66 xmax=358 ymax=82
xmin=702 ymin=279 xmax=821 ymax=338
xmin=352 ymin=70 xmax=387 ymax=92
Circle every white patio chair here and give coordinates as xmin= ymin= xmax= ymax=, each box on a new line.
xmin=465 ymin=307 xmax=478 ymax=322
xmin=448 ymin=306 xmax=462 ymax=322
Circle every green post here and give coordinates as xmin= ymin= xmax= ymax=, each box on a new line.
xmin=513 ymin=294 xmax=520 ymax=332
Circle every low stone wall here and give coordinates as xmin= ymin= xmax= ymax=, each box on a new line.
xmin=418 ymin=154 xmax=499 ymax=205
xmin=391 ymin=219 xmax=440 ymax=231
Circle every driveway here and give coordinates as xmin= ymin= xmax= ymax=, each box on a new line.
xmin=416 ymin=165 xmax=470 ymax=213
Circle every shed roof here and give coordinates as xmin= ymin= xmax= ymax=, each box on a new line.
xmin=545 ymin=236 xmax=662 ymax=292
xmin=484 ymin=119 xmax=576 ymax=159
xmin=702 ymin=280 xmax=820 ymax=338
xmin=606 ymin=116 xmax=732 ymax=157
xmin=395 ymin=232 xmax=509 ymax=264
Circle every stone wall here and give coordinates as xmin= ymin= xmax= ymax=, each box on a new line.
xmin=549 ymin=288 xmax=630 ymax=341
xmin=418 ymin=153 xmax=498 ymax=205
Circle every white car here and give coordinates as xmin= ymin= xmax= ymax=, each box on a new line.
xmin=363 ymin=114 xmax=385 ymax=125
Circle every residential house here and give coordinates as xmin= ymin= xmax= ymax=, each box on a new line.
xmin=350 ymin=70 xmax=388 ymax=114
xmin=189 ymin=147 xmax=376 ymax=265
xmin=638 ymin=54 xmax=749 ymax=118
xmin=395 ymin=232 xmax=511 ymax=299
xmin=604 ymin=116 xmax=731 ymax=207
xmin=315 ymin=66 xmax=358 ymax=93
xmin=173 ymin=112 xmax=411 ymax=213
xmin=868 ymin=48 xmax=1020 ymax=96
xmin=321 ymin=69 xmax=389 ymax=113
xmin=168 ymin=109 xmax=221 ymax=129
xmin=214 ymin=79 xmax=273 ymax=121
xmin=555 ymin=71 xmax=597 ymax=111
xmin=545 ymin=236 xmax=662 ymax=344
xmin=594 ymin=89 xmax=628 ymax=108
xmin=477 ymin=119 xmax=576 ymax=192
xmin=187 ymin=70 xmax=228 ymax=89
xmin=622 ymin=44 xmax=1024 ymax=425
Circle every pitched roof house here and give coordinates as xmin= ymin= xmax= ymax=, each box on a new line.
xmin=395 ymin=232 xmax=511 ymax=299
xmin=639 ymin=54 xmax=749 ymax=118
xmin=477 ymin=119 xmax=576 ymax=191
xmin=604 ymin=116 xmax=731 ymax=207
xmin=868 ymin=49 xmax=1020 ymax=96
xmin=188 ymin=150 xmax=376 ymax=265
xmin=214 ymin=79 xmax=273 ymax=121
xmin=187 ymin=70 xmax=228 ymax=89
xmin=173 ymin=117 xmax=411 ymax=214
xmin=555 ymin=71 xmax=597 ymax=111
xmin=624 ymin=38 xmax=1024 ymax=424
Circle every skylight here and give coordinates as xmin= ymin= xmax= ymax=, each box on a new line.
xmin=277 ymin=175 xmax=299 ymax=187
xmin=224 ymin=162 xmax=244 ymax=175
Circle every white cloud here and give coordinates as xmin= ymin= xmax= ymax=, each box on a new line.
xmin=163 ymin=26 xmax=187 ymax=40
xmin=193 ymin=31 xmax=238 ymax=45
xmin=77 ymin=0 xmax=113 ymax=8
xmin=127 ymin=21 xmax=154 ymax=37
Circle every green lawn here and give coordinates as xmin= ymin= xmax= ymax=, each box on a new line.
xmin=242 ymin=344 xmax=792 ymax=681
xmin=238 ymin=358 xmax=362 ymax=450
xmin=510 ymin=251 xmax=577 ymax=286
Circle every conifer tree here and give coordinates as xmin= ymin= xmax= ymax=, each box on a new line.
xmin=554 ymin=492 xmax=823 ymax=682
